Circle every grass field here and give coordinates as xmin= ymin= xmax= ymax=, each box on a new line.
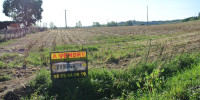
xmin=0 ymin=20 xmax=200 ymax=99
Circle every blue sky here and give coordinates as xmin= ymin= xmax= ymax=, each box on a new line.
xmin=0 ymin=0 xmax=200 ymax=27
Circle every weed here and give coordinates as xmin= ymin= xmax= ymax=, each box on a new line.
xmin=0 ymin=75 xmax=12 ymax=82
xmin=106 ymin=54 xmax=119 ymax=64
xmin=5 ymin=21 xmax=200 ymax=99
xmin=21 ymin=51 xmax=200 ymax=99
xmin=86 ymin=46 xmax=98 ymax=51
xmin=39 ymin=44 xmax=45 ymax=52
xmin=0 ymin=53 xmax=22 ymax=68
xmin=40 ymin=53 xmax=49 ymax=66
xmin=29 ymin=68 xmax=51 ymax=93
xmin=0 ymin=53 xmax=19 ymax=60
xmin=0 ymin=61 xmax=6 ymax=68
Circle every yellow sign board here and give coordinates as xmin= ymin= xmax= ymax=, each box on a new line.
xmin=51 ymin=51 xmax=86 ymax=59
xmin=50 ymin=51 xmax=88 ymax=79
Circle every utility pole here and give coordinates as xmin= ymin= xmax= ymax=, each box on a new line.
xmin=147 ymin=5 xmax=148 ymax=26
xmin=65 ymin=10 xmax=67 ymax=28
xmin=40 ymin=19 xmax=41 ymax=27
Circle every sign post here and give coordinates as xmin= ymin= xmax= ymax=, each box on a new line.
xmin=50 ymin=51 xmax=88 ymax=79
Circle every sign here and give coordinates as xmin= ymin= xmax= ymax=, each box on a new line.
xmin=50 ymin=51 xmax=88 ymax=79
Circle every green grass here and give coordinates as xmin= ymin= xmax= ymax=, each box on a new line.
xmin=20 ymin=51 xmax=200 ymax=100
xmin=0 ymin=61 xmax=6 ymax=68
xmin=21 ymin=32 xmax=185 ymax=69
xmin=15 ymin=31 xmax=200 ymax=99
xmin=0 ymin=28 xmax=198 ymax=99
xmin=129 ymin=63 xmax=200 ymax=100
xmin=92 ymin=33 xmax=180 ymax=45
xmin=26 ymin=52 xmax=48 ymax=67
xmin=0 ymin=39 xmax=18 ymax=47
xmin=0 ymin=53 xmax=20 ymax=60
xmin=163 ymin=65 xmax=200 ymax=99
xmin=0 ymin=53 xmax=23 ymax=68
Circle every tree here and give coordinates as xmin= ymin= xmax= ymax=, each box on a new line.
xmin=93 ymin=22 xmax=101 ymax=27
xmin=182 ymin=17 xmax=198 ymax=22
xmin=43 ymin=22 xmax=47 ymax=27
xmin=49 ymin=22 xmax=54 ymax=29
xmin=198 ymin=12 xmax=200 ymax=18
xmin=53 ymin=25 xmax=57 ymax=29
xmin=76 ymin=21 xmax=82 ymax=28
xmin=106 ymin=21 xmax=118 ymax=27
xmin=125 ymin=20 xmax=133 ymax=26
xmin=3 ymin=0 xmax=43 ymax=27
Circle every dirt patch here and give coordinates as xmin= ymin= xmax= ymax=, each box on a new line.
xmin=0 ymin=67 xmax=41 ymax=98
xmin=0 ymin=74 xmax=35 ymax=99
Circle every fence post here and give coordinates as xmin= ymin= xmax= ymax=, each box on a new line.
xmin=13 ymin=29 xmax=16 ymax=39
xmin=11 ymin=30 xmax=13 ymax=39
xmin=22 ymin=28 xmax=23 ymax=37
xmin=12 ymin=29 xmax=13 ymax=39
xmin=18 ymin=29 xmax=20 ymax=38
xmin=25 ymin=28 xmax=27 ymax=36
xmin=22 ymin=28 xmax=26 ymax=37
xmin=20 ymin=28 xmax=22 ymax=38
xmin=17 ymin=29 xmax=18 ymax=38
xmin=9 ymin=29 xmax=11 ymax=39
xmin=4 ymin=28 xmax=7 ymax=41
xmin=9 ymin=30 xmax=11 ymax=40
xmin=17 ymin=29 xmax=19 ymax=38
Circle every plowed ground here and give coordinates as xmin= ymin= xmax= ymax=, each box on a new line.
xmin=1 ymin=21 xmax=200 ymax=98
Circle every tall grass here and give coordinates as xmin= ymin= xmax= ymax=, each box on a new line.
xmin=21 ymin=51 xmax=200 ymax=99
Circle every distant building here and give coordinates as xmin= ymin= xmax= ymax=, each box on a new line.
xmin=0 ymin=21 xmax=22 ymax=30
xmin=7 ymin=23 xmax=21 ymax=29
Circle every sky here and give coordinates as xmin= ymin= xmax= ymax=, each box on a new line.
xmin=0 ymin=0 xmax=200 ymax=27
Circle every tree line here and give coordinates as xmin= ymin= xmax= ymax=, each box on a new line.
xmin=91 ymin=20 xmax=182 ymax=27
xmin=182 ymin=12 xmax=200 ymax=22
xmin=92 ymin=20 xmax=134 ymax=27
